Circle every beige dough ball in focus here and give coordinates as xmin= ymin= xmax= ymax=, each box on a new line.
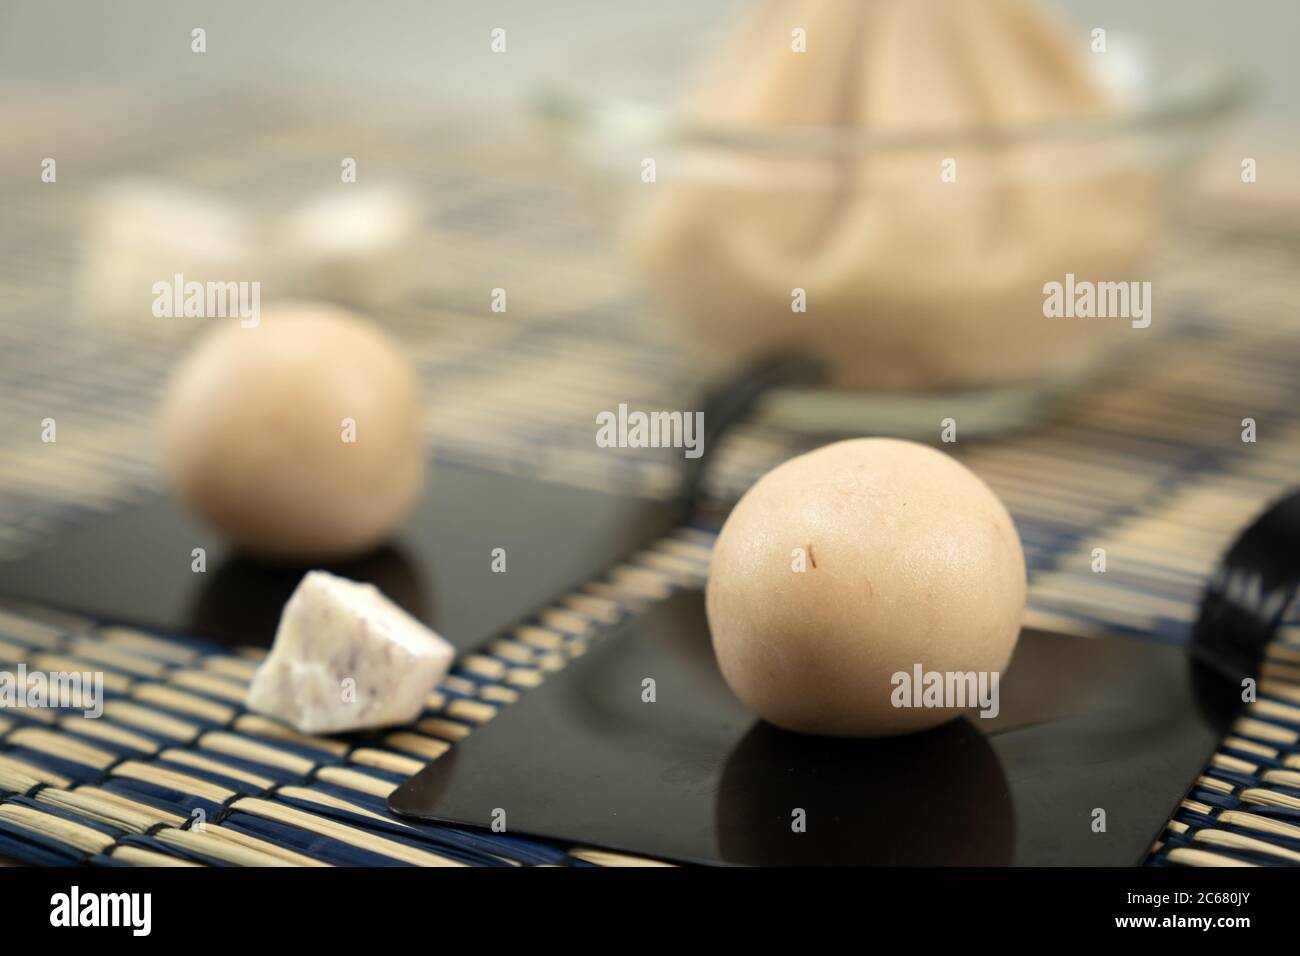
xmin=706 ymin=438 xmax=1025 ymax=737
xmin=159 ymin=302 xmax=425 ymax=560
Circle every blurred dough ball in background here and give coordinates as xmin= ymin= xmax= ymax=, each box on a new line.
xmin=159 ymin=302 xmax=426 ymax=561
xmin=79 ymin=179 xmax=259 ymax=328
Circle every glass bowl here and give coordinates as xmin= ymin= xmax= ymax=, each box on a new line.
xmin=535 ymin=27 xmax=1248 ymax=436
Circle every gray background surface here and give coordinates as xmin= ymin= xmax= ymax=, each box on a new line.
xmin=1 ymin=1 xmax=1295 ymax=118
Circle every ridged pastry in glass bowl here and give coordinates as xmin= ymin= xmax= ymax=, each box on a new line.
xmin=539 ymin=0 xmax=1245 ymax=433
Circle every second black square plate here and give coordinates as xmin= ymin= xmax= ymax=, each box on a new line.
xmin=0 ymin=461 xmax=674 ymax=651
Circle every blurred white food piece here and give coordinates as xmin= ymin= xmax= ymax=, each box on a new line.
xmin=245 ymin=571 xmax=454 ymax=735
xmin=80 ymin=178 xmax=257 ymax=327
xmin=274 ymin=184 xmax=423 ymax=310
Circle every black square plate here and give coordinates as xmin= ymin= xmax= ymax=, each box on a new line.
xmin=390 ymin=589 xmax=1229 ymax=865
xmin=0 ymin=461 xmax=674 ymax=650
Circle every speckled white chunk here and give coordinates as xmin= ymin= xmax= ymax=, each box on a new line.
xmin=245 ymin=571 xmax=454 ymax=734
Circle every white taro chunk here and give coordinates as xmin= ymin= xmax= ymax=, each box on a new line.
xmin=245 ymin=571 xmax=454 ymax=734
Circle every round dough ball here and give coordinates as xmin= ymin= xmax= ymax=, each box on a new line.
xmin=159 ymin=302 xmax=426 ymax=560
xmin=706 ymin=438 xmax=1025 ymax=737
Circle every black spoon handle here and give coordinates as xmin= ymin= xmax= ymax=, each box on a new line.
xmin=675 ymin=353 xmax=826 ymax=524
xmin=1193 ymin=488 xmax=1300 ymax=685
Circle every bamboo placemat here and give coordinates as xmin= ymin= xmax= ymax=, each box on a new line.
xmin=1 ymin=552 xmax=1298 ymax=867
xmin=3 ymin=88 xmax=1300 ymax=865
xmin=2 ymin=90 xmax=1298 ymax=642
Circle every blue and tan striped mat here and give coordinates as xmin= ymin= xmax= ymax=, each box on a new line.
xmin=2 ymin=539 xmax=1299 ymax=868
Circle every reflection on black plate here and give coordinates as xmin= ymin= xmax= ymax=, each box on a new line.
xmin=0 ymin=462 xmax=672 ymax=650
xmin=391 ymin=590 xmax=1230 ymax=865
xmin=188 ymin=545 xmax=429 ymax=646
